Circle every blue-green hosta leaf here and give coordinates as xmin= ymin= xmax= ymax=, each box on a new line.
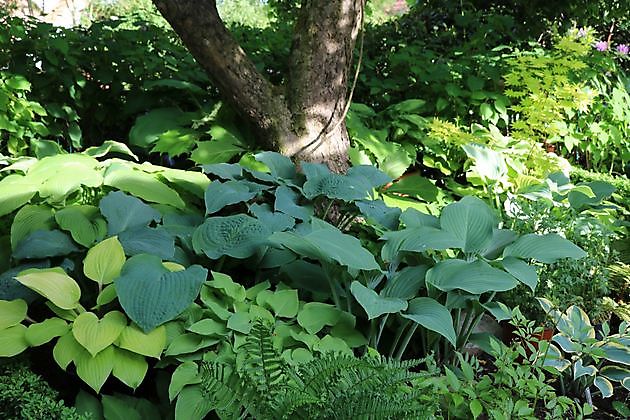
xmin=399 ymin=208 xmax=440 ymax=228
xmin=13 ymin=230 xmax=79 ymax=260
xmin=600 ymin=343 xmax=630 ymax=366
xmin=503 ymin=233 xmax=586 ymax=263
xmin=99 ymin=191 xmax=161 ymax=236
xmin=593 ymin=376 xmax=614 ymax=398
xmin=0 ymin=174 xmax=38 ymax=217
xmin=297 ymin=302 xmax=344 ymax=335
xmin=439 ymin=196 xmax=497 ymax=253
xmin=482 ymin=229 xmax=518 ymax=260
xmin=355 ymin=200 xmax=401 ymax=230
xmin=600 ymin=366 xmax=630 ymax=383
xmin=115 ymin=254 xmax=207 ymax=332
xmin=426 ymin=259 xmax=518 ymax=294
xmin=274 ymin=185 xmax=313 ymax=221
xmin=501 ymin=257 xmax=538 ymax=292
xmin=254 ymin=151 xmax=296 ymax=180
xmin=104 ymin=163 xmax=185 ymax=209
xmin=350 ymin=281 xmax=407 ymax=320
xmin=380 ymin=227 xmax=462 ymax=262
xmin=552 ymin=334 xmax=579 ymax=353
xmin=401 ymin=297 xmax=457 ymax=347
xmin=302 ymin=172 xmax=366 ymax=201
xmin=192 ymin=215 xmax=271 ymax=259
xmin=118 ymin=226 xmax=175 ymax=260
xmin=204 ymin=180 xmax=256 ymax=215
xmin=573 ymin=359 xmax=597 ymax=380
xmin=381 ymin=265 xmax=428 ymax=299
xmin=346 ymin=165 xmax=392 ymax=192
xmin=10 ymin=204 xmax=55 ymax=250
xmin=249 ymin=203 xmax=295 ymax=232
xmin=55 ymin=205 xmax=106 ymax=247
xmin=568 ymin=181 xmax=615 ymax=211
xmin=201 ymin=163 xmax=243 ymax=180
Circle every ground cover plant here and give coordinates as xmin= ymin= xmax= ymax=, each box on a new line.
xmin=0 ymin=0 xmax=629 ymax=418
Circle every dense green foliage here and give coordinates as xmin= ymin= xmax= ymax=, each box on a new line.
xmin=0 ymin=0 xmax=629 ymax=418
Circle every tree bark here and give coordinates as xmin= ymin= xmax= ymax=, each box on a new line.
xmin=152 ymin=0 xmax=362 ymax=173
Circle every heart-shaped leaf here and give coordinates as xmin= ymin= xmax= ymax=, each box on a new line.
xmin=55 ymin=205 xmax=107 ymax=247
xmin=440 ymin=196 xmax=497 ymax=253
xmin=350 ymin=281 xmax=407 ymax=320
xmin=117 ymin=324 xmax=166 ymax=358
xmin=72 ymin=311 xmax=127 ymax=356
xmin=99 ymin=191 xmax=161 ymax=236
xmin=115 ymin=254 xmax=207 ymax=332
xmin=204 ymin=180 xmax=257 ymax=215
xmin=83 ymin=236 xmax=126 ymax=286
xmin=112 ymin=347 xmax=148 ymax=390
xmin=75 ymin=345 xmax=115 ymax=393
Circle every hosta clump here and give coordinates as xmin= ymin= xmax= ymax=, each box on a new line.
xmin=538 ymin=298 xmax=630 ymax=402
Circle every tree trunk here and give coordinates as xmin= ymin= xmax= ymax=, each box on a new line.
xmin=152 ymin=0 xmax=362 ymax=173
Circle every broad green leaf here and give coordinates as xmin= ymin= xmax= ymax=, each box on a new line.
xmin=112 ymin=347 xmax=148 ymax=389
xmin=355 ymin=200 xmax=401 ymax=230
xmin=26 ymin=154 xmax=102 ymax=201
xmin=204 ymin=180 xmax=256 ymax=215
xmin=75 ymin=345 xmax=115 ymax=392
xmin=175 ymin=385 xmax=214 ymax=420
xmin=381 ymin=265 xmax=427 ymax=299
xmin=101 ymin=395 xmax=142 ymax=420
xmin=165 ymin=334 xmax=220 ymax=356
xmin=53 ymin=332 xmax=84 ymax=370
xmin=193 ymin=215 xmax=270 ymax=260
xmin=440 ymin=196 xmax=497 ymax=253
xmin=186 ymin=319 xmax=228 ymax=336
xmin=501 ymin=257 xmax=538 ymax=292
xmin=13 ymin=230 xmax=79 ymax=260
xmin=129 ymin=107 xmax=188 ymax=148
xmin=600 ymin=366 xmax=630 ymax=383
xmin=117 ymin=324 xmax=166 ymax=358
xmin=104 ymin=163 xmax=185 ymax=209
xmin=0 ymin=299 xmax=27 ymax=329
xmin=84 ymin=236 xmax=126 ymax=285
xmin=74 ymin=389 xmax=104 ymax=420
xmin=10 ymin=205 xmax=54 ymax=250
xmin=552 ymin=334 xmax=579 ymax=353
xmin=0 ymin=324 xmax=28 ymax=356
xmin=297 ymin=302 xmax=343 ymax=334
xmin=169 ymin=362 xmax=201 ymax=401
xmin=254 ymin=151 xmax=296 ymax=179
xmin=265 ymin=289 xmax=299 ymax=318
xmin=401 ymin=297 xmax=457 ymax=347
xmin=350 ymin=281 xmax=407 ymax=320
xmin=99 ymin=191 xmax=161 ymax=235
xmin=274 ymin=185 xmax=313 ymax=221
xmin=313 ymin=335 xmax=352 ymax=355
xmin=96 ymin=284 xmax=118 ymax=306
xmin=0 ymin=174 xmax=37 ymax=217
xmin=462 ymin=143 xmax=507 ymax=182
xmin=25 ymin=317 xmax=69 ymax=346
xmin=227 ymin=312 xmax=251 ymax=334
xmin=190 ymin=135 xmax=245 ymax=165
xmin=426 ymin=259 xmax=518 ymax=294
xmin=482 ymin=229 xmax=518 ymax=260
xmin=384 ymin=174 xmax=439 ymax=202
xmin=470 ymin=399 xmax=483 ymax=419
xmin=568 ymin=181 xmax=615 ymax=210
xmin=115 ymin=254 xmax=207 ymax=332
xmin=207 ymin=271 xmax=246 ymax=302
xmin=250 ymin=203 xmax=295 ymax=232
xmin=72 ymin=311 xmax=127 ymax=357
xmin=151 ymin=128 xmax=197 ymax=157
xmin=503 ymin=233 xmax=586 ymax=263
xmin=399 ymin=208 xmax=440 ymax=228
xmin=55 ymin=205 xmax=106 ymax=247
xmin=118 ymin=226 xmax=175 ymax=260
xmin=83 ymin=140 xmax=138 ymax=160
xmin=159 ymin=167 xmax=211 ymax=198
xmin=16 ymin=268 xmax=81 ymax=309
xmin=601 ymin=343 xmax=630 ymax=365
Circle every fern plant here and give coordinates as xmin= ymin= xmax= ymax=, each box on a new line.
xmin=196 ymin=319 xmax=440 ymax=419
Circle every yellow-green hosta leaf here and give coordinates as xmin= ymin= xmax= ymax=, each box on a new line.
xmin=72 ymin=311 xmax=127 ymax=357
xmin=168 ymin=361 xmax=200 ymax=401
xmin=0 ymin=299 xmax=27 ymax=329
xmin=16 ymin=268 xmax=81 ymax=309
xmin=75 ymin=345 xmax=115 ymax=393
xmin=53 ymin=332 xmax=84 ymax=370
xmin=26 ymin=154 xmax=102 ymax=201
xmin=55 ymin=205 xmax=107 ymax=247
xmin=0 ymin=324 xmax=28 ymax=357
xmin=112 ymin=348 xmax=148 ymax=390
xmin=83 ymin=237 xmax=126 ymax=285
xmin=117 ymin=324 xmax=166 ymax=359
xmin=0 ymin=174 xmax=37 ymax=218
xmin=95 ymin=284 xmax=117 ymax=307
xmin=10 ymin=204 xmax=54 ymax=251
xmin=25 ymin=317 xmax=69 ymax=346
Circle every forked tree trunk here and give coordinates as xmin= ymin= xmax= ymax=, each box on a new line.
xmin=152 ymin=0 xmax=362 ymax=172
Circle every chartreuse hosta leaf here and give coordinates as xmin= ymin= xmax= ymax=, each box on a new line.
xmin=16 ymin=268 xmax=81 ymax=310
xmin=439 ymin=196 xmax=497 ymax=254
xmin=503 ymin=233 xmax=586 ymax=263
xmin=0 ymin=324 xmax=28 ymax=357
xmin=115 ymin=254 xmax=207 ymax=332
xmin=401 ymin=297 xmax=457 ymax=347
xmin=83 ymin=236 xmax=126 ymax=286
xmin=10 ymin=204 xmax=54 ymax=250
xmin=26 ymin=154 xmax=102 ymax=201
xmin=426 ymin=259 xmax=518 ymax=294
xmin=53 ymin=332 xmax=84 ymax=370
xmin=72 ymin=311 xmax=127 ymax=357
xmin=25 ymin=318 xmax=69 ymax=346
xmin=0 ymin=174 xmax=38 ymax=218
xmin=112 ymin=347 xmax=148 ymax=390
xmin=0 ymin=299 xmax=27 ymax=329
xmin=75 ymin=345 xmax=115 ymax=393
xmin=117 ymin=324 xmax=166 ymax=358
xmin=350 ymin=281 xmax=407 ymax=320
xmin=55 ymin=205 xmax=107 ymax=247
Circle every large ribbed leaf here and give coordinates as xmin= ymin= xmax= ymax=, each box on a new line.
xmin=192 ymin=215 xmax=270 ymax=259
xmin=355 ymin=199 xmax=401 ymax=230
xmin=204 ymin=180 xmax=256 ymax=215
xmin=118 ymin=226 xmax=175 ymax=259
xmin=16 ymin=268 xmax=81 ymax=309
xmin=350 ymin=281 xmax=407 ymax=320
xmin=426 ymin=259 xmax=518 ymax=294
xmin=55 ymin=205 xmax=107 ymax=247
xmin=503 ymin=233 xmax=586 ymax=263
xmin=380 ymin=227 xmax=462 ymax=262
xmin=0 ymin=174 xmax=37 ymax=217
xmin=99 ymin=191 xmax=161 ymax=236
xmin=11 ymin=205 xmax=54 ymax=250
xmin=401 ymin=297 xmax=456 ymax=346
xmin=26 ymin=154 xmax=102 ymax=201
xmin=501 ymin=257 xmax=538 ymax=292
xmin=115 ymin=254 xmax=207 ymax=332
xmin=83 ymin=236 xmax=126 ymax=286
xmin=274 ymin=185 xmax=313 ymax=221
xmin=72 ymin=311 xmax=127 ymax=357
xmin=254 ymin=151 xmax=296 ymax=180
xmin=381 ymin=265 xmax=428 ymax=299
xmin=439 ymin=196 xmax=497 ymax=253
xmin=13 ymin=230 xmax=79 ymax=260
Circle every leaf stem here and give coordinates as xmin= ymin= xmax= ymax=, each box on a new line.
xmin=395 ymin=323 xmax=419 ymax=360
xmin=388 ymin=320 xmax=409 ymax=358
